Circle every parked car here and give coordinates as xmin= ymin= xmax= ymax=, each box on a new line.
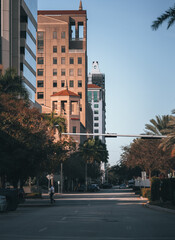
xmin=88 ymin=184 xmax=100 ymax=192
xmin=119 ymin=183 xmax=127 ymax=189
xmin=101 ymin=183 xmax=112 ymax=189
xmin=0 ymin=195 xmax=7 ymax=212
xmin=77 ymin=185 xmax=86 ymax=192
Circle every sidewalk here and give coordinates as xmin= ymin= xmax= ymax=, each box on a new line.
xmin=145 ymin=202 xmax=175 ymax=214
xmin=18 ymin=193 xmax=62 ymax=207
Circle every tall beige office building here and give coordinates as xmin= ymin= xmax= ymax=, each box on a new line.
xmin=36 ymin=1 xmax=92 ymax=143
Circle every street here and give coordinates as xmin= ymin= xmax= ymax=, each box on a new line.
xmin=0 ymin=188 xmax=175 ymax=240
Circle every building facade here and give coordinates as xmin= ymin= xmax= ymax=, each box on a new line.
xmin=88 ymin=61 xmax=106 ymax=143
xmin=0 ymin=0 xmax=38 ymax=105
xmin=36 ymin=2 xmax=93 ymax=143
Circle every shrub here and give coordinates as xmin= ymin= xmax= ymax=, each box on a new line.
xmin=151 ymin=177 xmax=160 ymax=201
xmin=141 ymin=188 xmax=151 ymax=200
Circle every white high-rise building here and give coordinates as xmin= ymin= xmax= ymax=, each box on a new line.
xmin=88 ymin=61 xmax=106 ymax=143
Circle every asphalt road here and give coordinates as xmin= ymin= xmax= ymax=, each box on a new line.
xmin=0 ymin=188 xmax=175 ymax=240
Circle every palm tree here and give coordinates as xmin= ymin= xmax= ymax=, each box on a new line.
xmin=43 ymin=111 xmax=67 ymax=140
xmin=0 ymin=68 xmax=29 ymax=100
xmin=79 ymin=138 xmax=108 ymax=191
xmin=151 ymin=5 xmax=175 ymax=30
xmin=145 ymin=115 xmax=171 ymax=135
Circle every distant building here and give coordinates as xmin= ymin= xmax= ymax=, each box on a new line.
xmin=88 ymin=61 xmax=106 ymax=143
xmin=36 ymin=1 xmax=93 ymax=143
xmin=0 ymin=0 xmax=38 ymax=106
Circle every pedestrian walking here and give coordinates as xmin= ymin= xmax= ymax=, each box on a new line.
xmin=49 ymin=185 xmax=55 ymax=204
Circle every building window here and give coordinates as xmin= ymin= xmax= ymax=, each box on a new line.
xmin=53 ymin=31 xmax=57 ymax=39
xmin=37 ymin=80 xmax=44 ymax=87
xmin=78 ymin=92 xmax=82 ymax=99
xmin=94 ymin=123 xmax=99 ymax=127
xmin=61 ymin=31 xmax=65 ymax=39
xmin=53 ymin=80 xmax=57 ymax=87
xmin=78 ymin=68 xmax=82 ymax=76
xmin=78 ymin=80 xmax=82 ymax=87
xmin=37 ymin=57 xmax=44 ymax=64
xmin=87 ymin=91 xmax=92 ymax=102
xmin=53 ymin=101 xmax=57 ymax=110
xmin=37 ymin=32 xmax=44 ymax=52
xmin=93 ymin=91 xmax=98 ymax=102
xmin=94 ymin=129 xmax=99 ymax=133
xmin=69 ymin=69 xmax=74 ymax=76
xmin=61 ymin=46 xmax=65 ymax=53
xmin=61 ymin=57 xmax=65 ymax=64
xmin=61 ymin=69 xmax=66 ymax=76
xmin=53 ymin=46 xmax=57 ymax=53
xmin=94 ymin=117 xmax=99 ymax=121
xmin=53 ymin=57 xmax=57 ymax=64
xmin=80 ymin=104 xmax=82 ymax=111
xmin=37 ymin=69 xmax=44 ymax=76
xmin=69 ymin=57 xmax=74 ymax=64
xmin=73 ymin=126 xmax=76 ymax=133
xmin=78 ymin=57 xmax=82 ymax=64
xmin=37 ymin=92 xmax=44 ymax=99
xmin=53 ymin=69 xmax=57 ymax=76
xmin=61 ymin=80 xmax=65 ymax=87
xmin=94 ymin=104 xmax=99 ymax=108
xmin=69 ymin=80 xmax=74 ymax=88
xmin=94 ymin=110 xmax=99 ymax=114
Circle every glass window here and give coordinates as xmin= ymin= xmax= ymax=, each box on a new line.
xmin=80 ymin=104 xmax=82 ymax=111
xmin=70 ymin=57 xmax=74 ymax=64
xmin=69 ymin=69 xmax=74 ymax=76
xmin=94 ymin=104 xmax=99 ymax=108
xmin=37 ymin=57 xmax=44 ymax=64
xmin=23 ymin=64 xmax=36 ymax=86
xmin=61 ymin=57 xmax=65 ymax=64
xmin=53 ymin=46 xmax=57 ymax=53
xmin=37 ymin=69 xmax=44 ymax=76
xmin=61 ymin=46 xmax=65 ymax=53
xmin=78 ymin=92 xmax=82 ymax=99
xmin=37 ymin=92 xmax=44 ymax=99
xmin=93 ymin=91 xmax=98 ymax=102
xmin=53 ymin=69 xmax=57 ymax=76
xmin=87 ymin=91 xmax=92 ymax=102
xmin=94 ymin=110 xmax=99 ymax=114
xmin=69 ymin=80 xmax=74 ymax=88
xmin=61 ymin=31 xmax=65 ymax=39
xmin=25 ymin=48 xmax=36 ymax=71
xmin=94 ymin=123 xmax=99 ymax=127
xmin=94 ymin=129 xmax=99 ymax=133
xmin=53 ymin=31 xmax=57 ymax=39
xmin=53 ymin=80 xmax=57 ymax=87
xmin=78 ymin=57 xmax=82 ymax=64
xmin=28 ymin=18 xmax=36 ymax=40
xmin=94 ymin=117 xmax=99 ymax=121
xmin=53 ymin=57 xmax=57 ymax=64
xmin=61 ymin=80 xmax=65 ymax=87
xmin=61 ymin=69 xmax=66 ymax=76
xmin=37 ymin=80 xmax=44 ymax=87
xmin=73 ymin=126 xmax=76 ymax=133
xmin=78 ymin=80 xmax=82 ymax=87
xmin=78 ymin=68 xmax=82 ymax=76
xmin=37 ymin=32 xmax=44 ymax=52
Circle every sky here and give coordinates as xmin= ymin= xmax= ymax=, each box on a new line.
xmin=38 ymin=0 xmax=175 ymax=166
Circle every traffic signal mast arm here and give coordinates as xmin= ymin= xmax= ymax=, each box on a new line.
xmin=61 ymin=133 xmax=167 ymax=139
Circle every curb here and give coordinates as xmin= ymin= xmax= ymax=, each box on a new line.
xmin=145 ymin=203 xmax=175 ymax=214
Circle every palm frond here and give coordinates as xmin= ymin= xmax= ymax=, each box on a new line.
xmin=151 ymin=5 xmax=175 ymax=30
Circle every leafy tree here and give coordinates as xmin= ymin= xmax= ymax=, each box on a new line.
xmin=152 ymin=5 xmax=175 ymax=30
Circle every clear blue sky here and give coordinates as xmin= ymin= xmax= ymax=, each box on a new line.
xmin=38 ymin=0 xmax=175 ymax=166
